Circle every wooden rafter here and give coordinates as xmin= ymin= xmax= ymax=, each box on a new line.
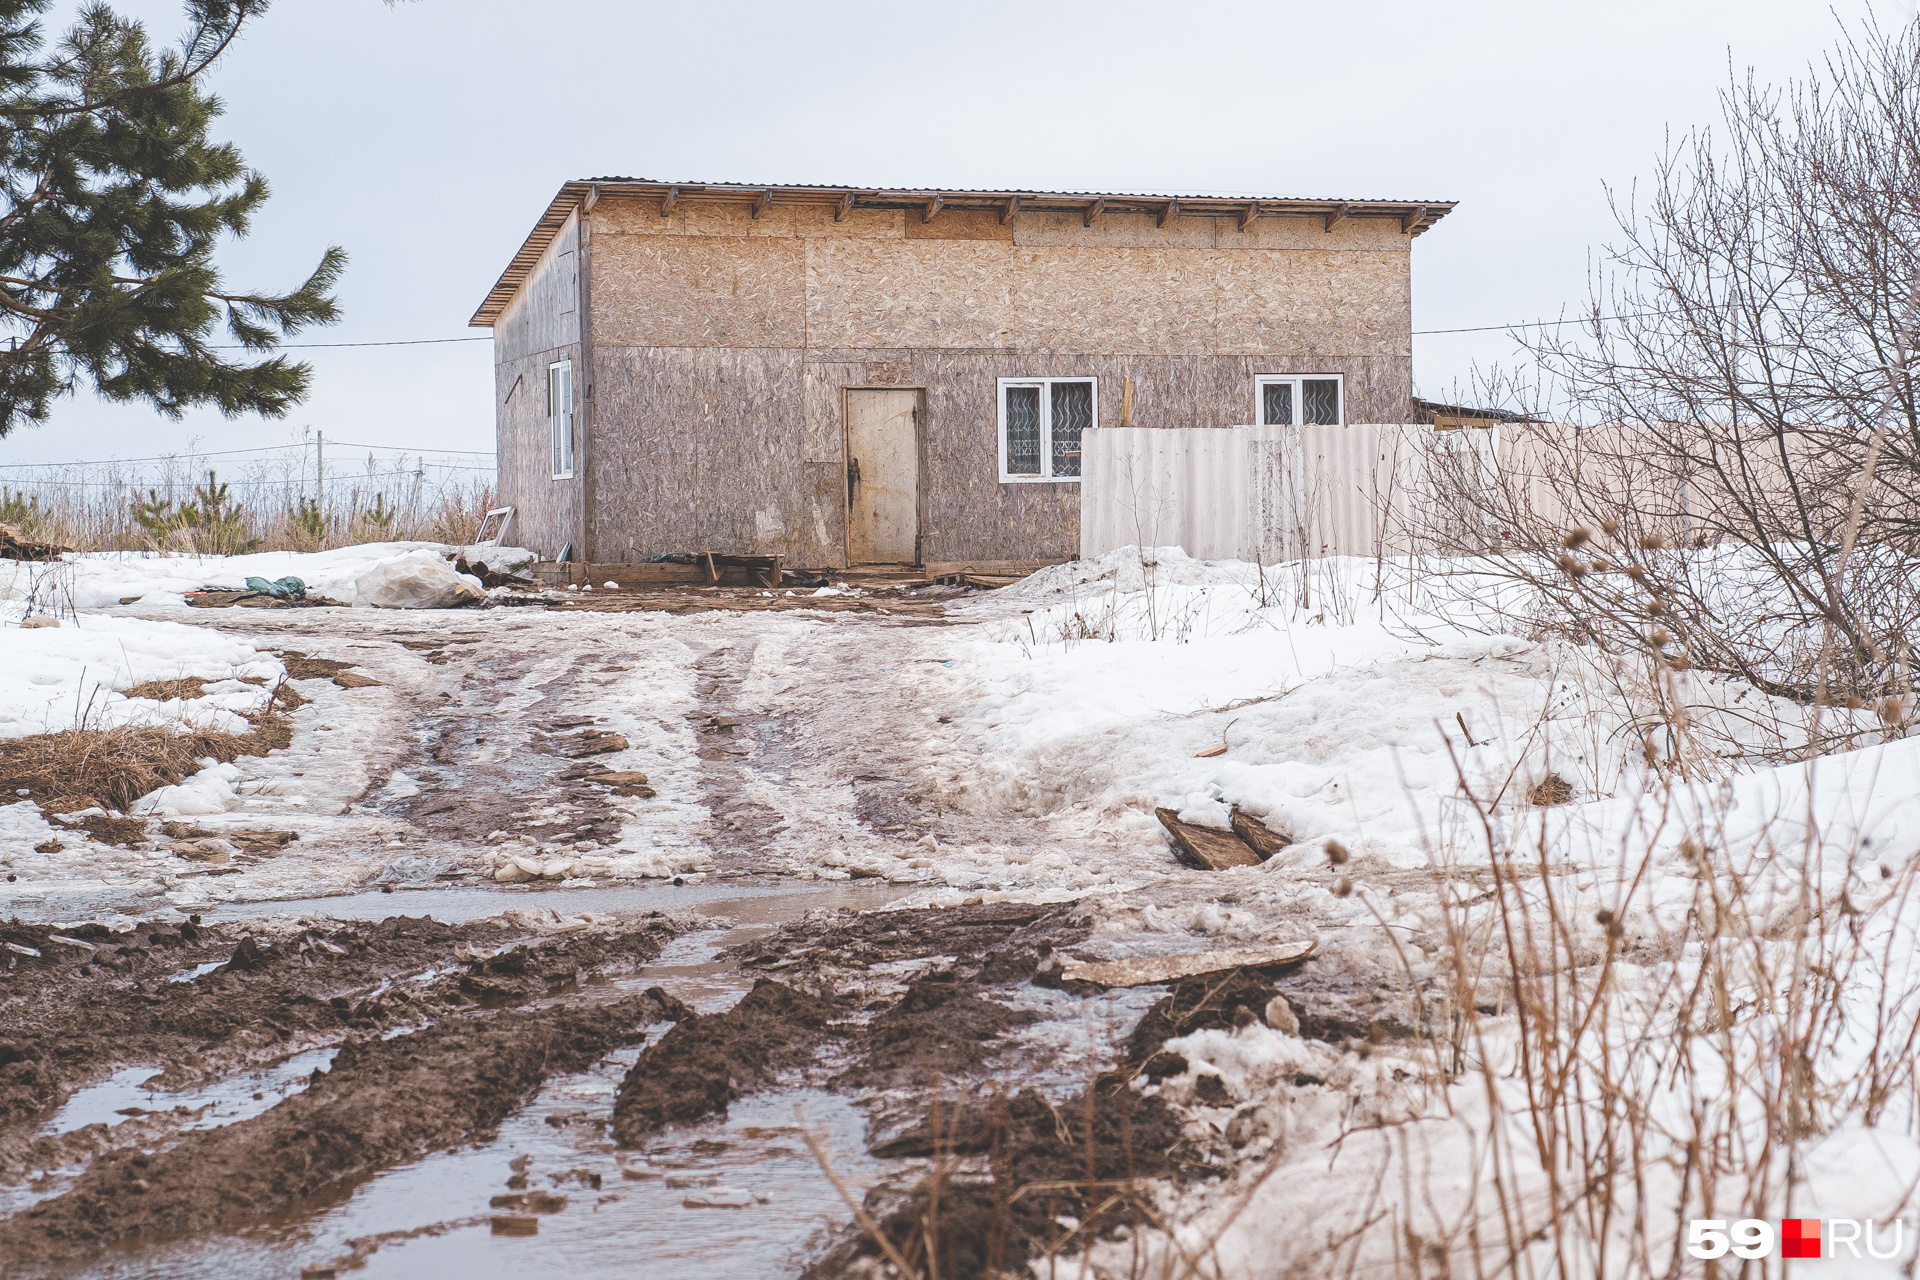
xmin=1001 ymin=193 xmax=1020 ymax=225
xmin=583 ymin=184 xmax=600 ymax=215
xmin=1157 ymin=199 xmax=1179 ymax=228
xmin=1239 ymin=201 xmax=1259 ymax=232
xmin=1083 ymin=197 xmax=1104 ymax=229
xmin=660 ymin=185 xmax=679 ymax=218
xmin=1401 ymin=204 xmax=1428 ymax=234
xmin=1324 ymin=202 xmax=1351 ymax=233
xmin=753 ymin=188 xmax=773 ymax=220
xmin=923 ymin=193 xmax=943 ymax=224
xmin=835 ymin=191 xmax=856 ymax=223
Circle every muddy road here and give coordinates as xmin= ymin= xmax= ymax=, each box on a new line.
xmin=1 ymin=597 xmax=1395 ymax=1278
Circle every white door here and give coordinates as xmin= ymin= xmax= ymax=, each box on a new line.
xmin=845 ymin=389 xmax=919 ymax=563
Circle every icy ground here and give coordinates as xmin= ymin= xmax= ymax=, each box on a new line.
xmin=7 ymin=545 xmax=1920 ymax=1272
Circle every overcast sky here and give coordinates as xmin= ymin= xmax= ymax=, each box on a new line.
xmin=0 ymin=0 xmax=1899 ymax=465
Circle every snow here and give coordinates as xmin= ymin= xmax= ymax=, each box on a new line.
xmin=0 ymin=541 xmax=532 ymax=610
xmin=0 ymin=612 xmax=283 ymax=738
xmin=5 ymin=537 xmax=1920 ymax=1263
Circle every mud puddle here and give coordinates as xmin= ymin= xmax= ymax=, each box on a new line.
xmin=190 ymin=879 xmax=908 ymax=927
xmin=39 ymin=1047 xmax=341 ymax=1138
xmin=49 ymin=1062 xmax=881 ymax=1280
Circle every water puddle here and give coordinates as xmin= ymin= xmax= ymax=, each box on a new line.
xmin=54 ymin=1051 xmax=884 ymax=1280
xmin=193 ymin=879 xmax=909 ymax=926
xmin=38 ymin=1047 xmax=341 ymax=1138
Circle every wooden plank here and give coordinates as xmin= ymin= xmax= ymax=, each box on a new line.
xmin=1060 ymin=940 xmax=1316 ymax=987
xmin=922 ymin=559 xmax=1059 ymax=579
xmin=1156 ymin=807 xmax=1261 ymax=870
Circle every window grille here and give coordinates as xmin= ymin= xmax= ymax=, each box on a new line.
xmin=1255 ymin=374 xmax=1343 ymax=428
xmin=998 ymin=377 xmax=1096 ymax=481
xmin=1005 ymin=385 xmax=1042 ymax=476
xmin=1302 ymin=378 xmax=1340 ymax=425
xmin=1050 ymin=382 xmax=1091 ymax=477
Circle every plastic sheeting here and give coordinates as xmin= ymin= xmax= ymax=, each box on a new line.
xmin=353 ymin=550 xmax=486 ymax=609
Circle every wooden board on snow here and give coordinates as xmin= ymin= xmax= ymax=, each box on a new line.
xmin=1060 ymin=940 xmax=1317 ymax=988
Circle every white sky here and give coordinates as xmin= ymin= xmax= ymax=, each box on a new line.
xmin=0 ymin=0 xmax=1900 ymax=464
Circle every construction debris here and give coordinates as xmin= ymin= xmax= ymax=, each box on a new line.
xmin=0 ymin=522 xmax=69 ymax=561
xmin=1229 ymin=805 xmax=1291 ymax=859
xmin=1058 ymin=940 xmax=1316 ymax=987
xmin=1155 ymin=807 xmax=1261 ymax=870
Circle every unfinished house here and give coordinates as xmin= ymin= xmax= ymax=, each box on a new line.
xmin=470 ymin=180 xmax=1454 ymax=570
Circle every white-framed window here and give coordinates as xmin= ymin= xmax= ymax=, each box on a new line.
xmin=1255 ymin=374 xmax=1344 ymax=427
xmin=549 ymin=359 xmax=574 ymax=479
xmin=998 ymin=377 xmax=1095 ymax=481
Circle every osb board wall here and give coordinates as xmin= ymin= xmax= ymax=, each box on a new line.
xmin=909 ymin=351 xmax=1411 ymax=564
xmin=501 ymin=197 xmax=1424 ymax=563
xmin=587 ymin=208 xmax=1409 ymax=358
xmin=496 ymin=343 xmax=582 ymax=560
xmin=495 ymin=212 xmax=579 ymax=361
xmin=584 ymin=346 xmax=840 ymax=564
xmin=575 ymin=343 xmax=1411 ymax=566
xmin=493 ymin=211 xmax=584 ymax=559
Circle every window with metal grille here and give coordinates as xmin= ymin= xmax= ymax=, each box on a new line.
xmin=1254 ymin=374 xmax=1344 ymax=427
xmin=998 ymin=377 xmax=1095 ymax=481
xmin=549 ymin=360 xmax=574 ymax=479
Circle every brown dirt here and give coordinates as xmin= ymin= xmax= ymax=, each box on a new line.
xmin=611 ymin=979 xmax=844 ymax=1142
xmin=0 ymin=914 xmax=678 ymax=1180
xmin=808 ymin=1081 xmax=1183 ymax=1280
xmin=534 ymin=584 xmax=961 ymax=619
xmin=0 ymin=986 xmax=688 ymax=1262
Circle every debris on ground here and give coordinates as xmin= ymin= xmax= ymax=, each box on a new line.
xmin=1155 ymin=806 xmax=1262 ymax=869
xmin=355 ymin=550 xmax=486 ymax=609
xmin=0 ymin=522 xmax=69 ymax=561
xmin=1056 ymin=939 xmax=1316 ymax=987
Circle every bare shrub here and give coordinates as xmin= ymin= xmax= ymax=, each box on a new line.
xmin=1411 ymin=16 xmax=1920 ymax=721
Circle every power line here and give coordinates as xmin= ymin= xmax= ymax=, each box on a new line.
xmin=2 ymin=467 xmax=494 ymax=491
xmin=0 ymin=439 xmax=494 ymax=469
xmin=204 ymin=335 xmax=492 ymax=350
xmin=1414 ymin=310 xmax=1669 ymax=336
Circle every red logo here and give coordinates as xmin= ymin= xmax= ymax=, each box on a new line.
xmin=1781 ymin=1219 xmax=1821 ymax=1259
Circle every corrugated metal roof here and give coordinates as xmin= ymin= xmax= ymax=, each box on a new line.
xmin=470 ymin=180 xmax=1457 ymax=328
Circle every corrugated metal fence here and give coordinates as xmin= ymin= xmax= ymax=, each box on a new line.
xmin=1081 ymin=424 xmax=1493 ymax=561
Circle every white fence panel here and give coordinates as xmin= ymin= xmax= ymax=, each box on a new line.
xmin=1082 ymin=424 xmax=1445 ymax=562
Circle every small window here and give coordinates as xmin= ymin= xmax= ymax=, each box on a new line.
xmin=998 ymin=377 xmax=1094 ymax=481
xmin=549 ymin=360 xmax=574 ymax=479
xmin=1255 ymin=374 xmax=1343 ymax=427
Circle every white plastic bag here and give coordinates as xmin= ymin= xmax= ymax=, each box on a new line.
xmin=353 ymin=551 xmax=485 ymax=609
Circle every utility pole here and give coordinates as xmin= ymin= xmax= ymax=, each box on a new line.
xmin=315 ymin=431 xmax=324 ymax=512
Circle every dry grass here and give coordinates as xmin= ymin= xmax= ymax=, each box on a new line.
xmin=271 ymin=650 xmax=354 ymax=681
xmin=0 ymin=448 xmax=497 ymax=554
xmin=120 ymin=676 xmax=208 ymax=702
xmin=0 ymin=682 xmax=301 ymax=826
